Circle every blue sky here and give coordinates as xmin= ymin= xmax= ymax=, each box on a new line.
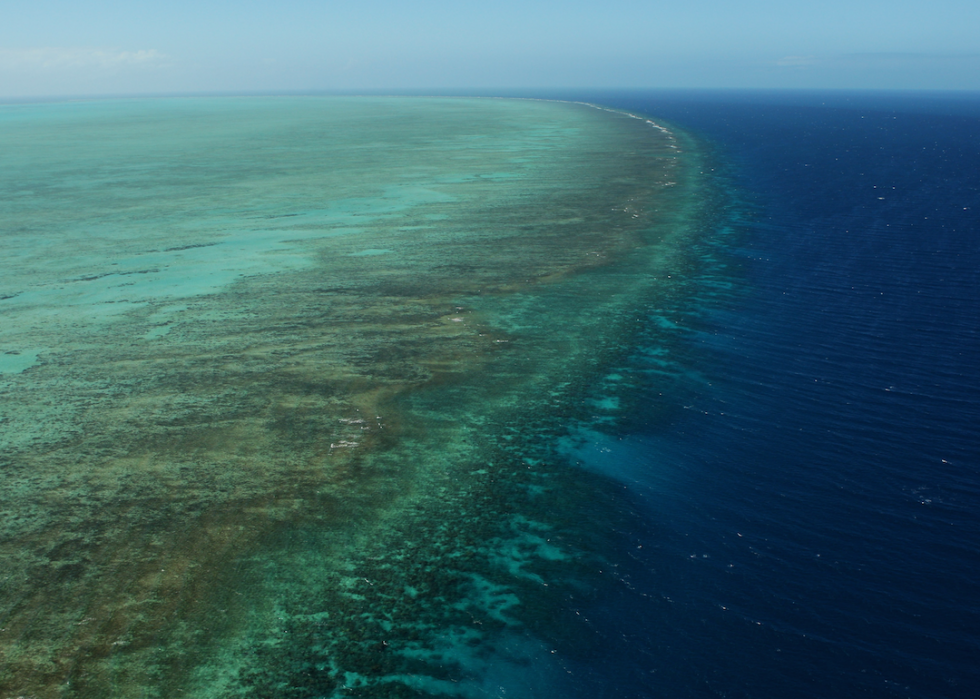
xmin=1 ymin=0 xmax=977 ymax=97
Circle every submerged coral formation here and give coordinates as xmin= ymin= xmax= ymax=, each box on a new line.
xmin=0 ymin=97 xmax=704 ymax=697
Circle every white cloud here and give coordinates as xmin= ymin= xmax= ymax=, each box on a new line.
xmin=775 ymin=55 xmax=818 ymax=68
xmin=0 ymin=47 xmax=169 ymax=71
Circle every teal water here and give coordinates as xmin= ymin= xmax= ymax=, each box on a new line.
xmin=0 ymin=97 xmax=709 ymax=697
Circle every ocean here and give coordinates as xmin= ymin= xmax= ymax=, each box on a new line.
xmin=0 ymin=91 xmax=977 ymax=698
xmin=551 ymin=90 xmax=980 ymax=699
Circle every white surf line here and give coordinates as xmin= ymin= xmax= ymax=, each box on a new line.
xmin=568 ymin=100 xmax=682 ymax=152
xmin=481 ymin=95 xmax=680 ymax=150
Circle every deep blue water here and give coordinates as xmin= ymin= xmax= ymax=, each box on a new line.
xmin=545 ymin=91 xmax=980 ymax=698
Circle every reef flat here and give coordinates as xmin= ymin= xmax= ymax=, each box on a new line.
xmin=0 ymin=96 xmax=705 ymax=697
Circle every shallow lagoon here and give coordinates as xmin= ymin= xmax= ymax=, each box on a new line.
xmin=0 ymin=96 xmax=708 ymax=697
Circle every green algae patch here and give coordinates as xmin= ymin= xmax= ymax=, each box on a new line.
xmin=0 ymin=97 xmax=705 ymax=698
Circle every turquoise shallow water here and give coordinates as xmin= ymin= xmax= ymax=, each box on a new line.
xmin=0 ymin=96 xmax=708 ymax=697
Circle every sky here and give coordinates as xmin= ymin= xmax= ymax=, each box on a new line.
xmin=1 ymin=0 xmax=978 ymax=98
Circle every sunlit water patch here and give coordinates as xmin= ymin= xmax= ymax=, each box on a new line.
xmin=0 ymin=96 xmax=714 ymax=697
